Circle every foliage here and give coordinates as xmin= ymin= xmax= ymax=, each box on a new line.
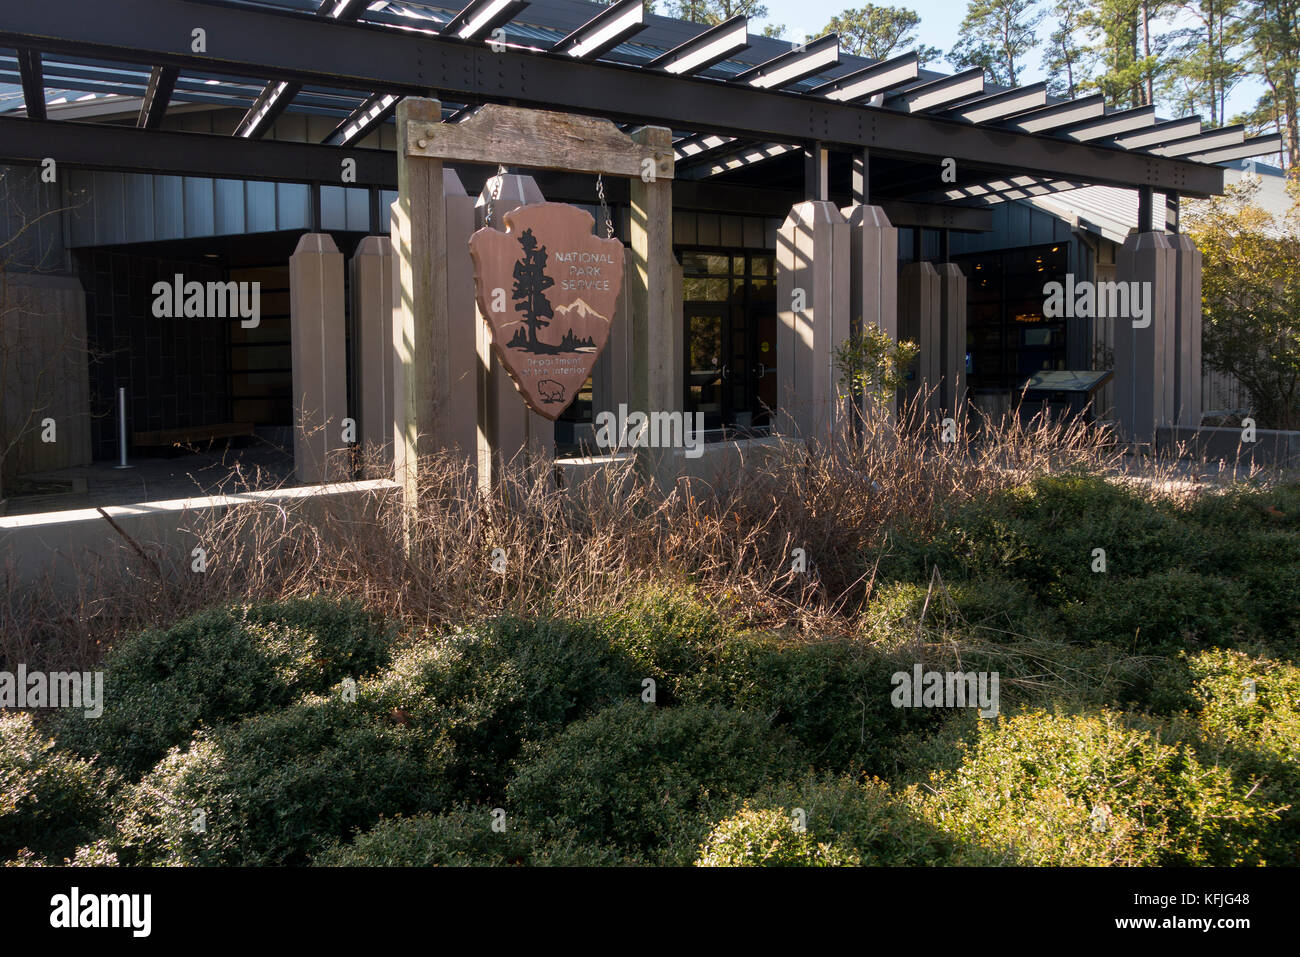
xmin=505 ymin=701 xmax=804 ymax=864
xmin=52 ymin=597 xmax=394 ymax=778
xmin=1186 ymin=179 xmax=1300 ymax=430
xmin=0 ymin=713 xmax=113 ymax=864
xmin=821 ymin=4 xmax=941 ymax=63
xmin=834 ymin=322 xmax=919 ymax=411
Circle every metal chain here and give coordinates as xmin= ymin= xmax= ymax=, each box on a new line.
xmin=484 ymin=163 xmax=507 ymax=226
xmin=595 ymin=172 xmax=614 ymax=239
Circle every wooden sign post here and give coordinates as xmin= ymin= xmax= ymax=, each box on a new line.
xmin=391 ymin=99 xmax=675 ymax=524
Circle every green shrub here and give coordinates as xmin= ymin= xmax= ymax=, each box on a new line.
xmin=357 ymin=618 xmax=639 ymax=802
xmin=681 ymin=635 xmax=940 ymax=775
xmin=5 ymin=840 xmax=119 ymax=867
xmin=54 ymin=597 xmax=394 ymax=777
xmin=0 ymin=713 xmax=113 ymax=863
xmin=314 ymin=808 xmax=621 ymax=866
xmin=1187 ymin=649 xmax=1300 ymax=863
xmin=926 ymin=709 xmax=1282 ymax=865
xmin=596 ymin=584 xmax=732 ymax=706
xmin=708 ymin=773 xmax=977 ymax=866
xmin=881 ymin=476 xmax=1204 ymax=601
xmin=1063 ymin=569 xmax=1252 ymax=652
xmin=696 ymin=804 xmax=861 ymax=866
xmin=506 ymin=701 xmax=803 ymax=864
xmin=113 ymin=691 xmax=454 ymax=866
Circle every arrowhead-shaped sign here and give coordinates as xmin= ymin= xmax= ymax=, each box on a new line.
xmin=469 ymin=202 xmax=624 ymax=420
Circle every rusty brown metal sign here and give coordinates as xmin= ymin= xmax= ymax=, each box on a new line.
xmin=469 ymin=202 xmax=624 ymax=420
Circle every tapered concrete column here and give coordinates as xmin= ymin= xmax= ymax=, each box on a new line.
xmin=1169 ymin=233 xmax=1202 ymax=427
xmin=629 ymin=126 xmax=680 ymax=487
xmin=776 ymin=201 xmax=851 ymax=442
xmin=593 ymin=258 xmax=633 ymax=432
xmin=391 ymin=97 xmax=449 ymax=507
xmin=475 ymin=172 xmax=552 ymax=484
xmin=844 ymin=204 xmax=898 ymax=417
xmin=443 ymin=170 xmax=477 ymax=461
xmin=1116 ymin=231 xmax=1176 ymax=444
xmin=936 ymin=262 xmax=968 ymax=418
xmin=351 ymin=235 xmax=393 ymax=465
xmin=290 ymin=232 xmax=349 ymax=483
xmin=898 ymin=261 xmax=941 ymax=417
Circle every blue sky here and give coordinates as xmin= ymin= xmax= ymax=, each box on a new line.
xmin=751 ymin=0 xmax=1265 ymax=120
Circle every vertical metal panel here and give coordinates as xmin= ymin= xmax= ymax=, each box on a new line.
xmin=276 ymin=182 xmax=311 ymax=230
xmin=345 ymin=187 xmax=369 ymax=230
xmin=245 ymin=180 xmax=277 ymax=233
xmin=183 ymin=177 xmax=216 ymax=237
xmin=696 ymin=212 xmax=720 ymax=246
xmin=742 ymin=215 xmax=764 ymax=248
xmin=153 ymin=174 xmax=185 ymax=239
xmin=214 ymin=178 xmax=246 ymax=235
xmin=93 ymin=171 xmax=127 ymax=245
xmin=320 ymin=184 xmax=347 ymax=230
xmin=673 ymin=210 xmax=696 ymax=245
xmin=65 ymin=168 xmax=97 ymax=247
xmin=123 ymin=173 xmax=155 ymax=240
xmin=720 ymin=213 xmax=742 ymax=247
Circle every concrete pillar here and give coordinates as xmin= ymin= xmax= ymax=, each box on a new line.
xmin=844 ymin=204 xmax=898 ymax=417
xmin=776 ymin=201 xmax=851 ymax=442
xmin=1169 ymin=233 xmax=1202 ymax=428
xmin=592 ymin=257 xmax=633 ymax=440
xmin=289 ymin=232 xmax=349 ymax=483
xmin=350 ymin=235 xmax=393 ymax=465
xmin=936 ymin=262 xmax=968 ymax=418
xmin=1116 ymin=231 xmax=1176 ymax=444
xmin=443 ymin=170 xmax=477 ymax=461
xmin=897 ymin=261 xmax=942 ymax=418
xmin=391 ymin=98 xmax=449 ymax=507
xmin=474 ymin=172 xmax=552 ymax=483
xmin=629 ymin=126 xmax=681 ymax=487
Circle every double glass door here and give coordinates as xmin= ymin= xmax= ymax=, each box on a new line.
xmin=682 ymin=251 xmax=776 ymax=435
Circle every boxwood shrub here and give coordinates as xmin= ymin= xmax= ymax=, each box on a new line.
xmin=53 ymin=596 xmax=394 ymax=777
xmin=506 ymin=701 xmax=804 ymax=864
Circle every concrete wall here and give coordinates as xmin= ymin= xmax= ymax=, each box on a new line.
xmin=0 ymin=478 xmax=399 ymax=589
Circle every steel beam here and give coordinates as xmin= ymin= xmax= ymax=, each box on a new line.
xmin=16 ymin=48 xmax=45 ymax=120
xmin=0 ymin=0 xmax=1226 ymax=195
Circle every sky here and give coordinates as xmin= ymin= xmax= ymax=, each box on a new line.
xmin=751 ymin=0 xmax=1266 ymax=120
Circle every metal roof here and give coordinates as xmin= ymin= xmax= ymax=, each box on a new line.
xmin=0 ymin=0 xmax=1281 ymax=203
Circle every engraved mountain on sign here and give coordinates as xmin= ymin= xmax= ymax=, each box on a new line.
xmin=469 ymin=202 xmax=624 ymax=420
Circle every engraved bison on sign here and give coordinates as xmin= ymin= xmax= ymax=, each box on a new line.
xmin=469 ymin=202 xmax=624 ymax=420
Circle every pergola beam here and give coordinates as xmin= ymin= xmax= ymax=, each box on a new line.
xmin=137 ymin=64 xmax=178 ymax=129
xmin=0 ymin=0 xmax=1226 ymax=195
xmin=16 ymin=48 xmax=45 ymax=120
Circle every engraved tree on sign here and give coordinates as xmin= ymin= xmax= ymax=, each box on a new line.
xmin=510 ymin=229 xmax=555 ymax=352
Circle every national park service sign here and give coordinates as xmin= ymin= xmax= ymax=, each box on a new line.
xmin=469 ymin=202 xmax=623 ymax=420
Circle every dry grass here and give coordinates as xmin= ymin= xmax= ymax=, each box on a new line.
xmin=0 ymin=397 xmax=1247 ymax=673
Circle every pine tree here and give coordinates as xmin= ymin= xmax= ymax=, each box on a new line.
xmin=511 ymin=229 xmax=555 ymax=351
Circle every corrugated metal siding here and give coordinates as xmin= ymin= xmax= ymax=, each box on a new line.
xmin=61 ymin=169 xmax=387 ymax=245
xmin=0 ymin=164 xmax=71 ymax=274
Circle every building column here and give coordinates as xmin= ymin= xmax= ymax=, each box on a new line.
xmin=1115 ymin=231 xmax=1176 ymax=444
xmin=776 ymin=200 xmax=851 ymax=442
xmin=474 ymin=172 xmax=552 ymax=485
xmin=443 ymin=170 xmax=477 ymax=461
xmin=1169 ymin=233 xmax=1202 ymax=428
xmin=936 ymin=262 xmax=968 ymax=418
xmin=629 ymin=126 xmax=680 ymax=488
xmin=844 ymin=204 xmax=898 ymax=418
xmin=350 ymin=235 xmax=393 ymax=465
xmin=898 ymin=261 xmax=942 ymax=418
xmin=289 ymin=232 xmax=349 ymax=483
